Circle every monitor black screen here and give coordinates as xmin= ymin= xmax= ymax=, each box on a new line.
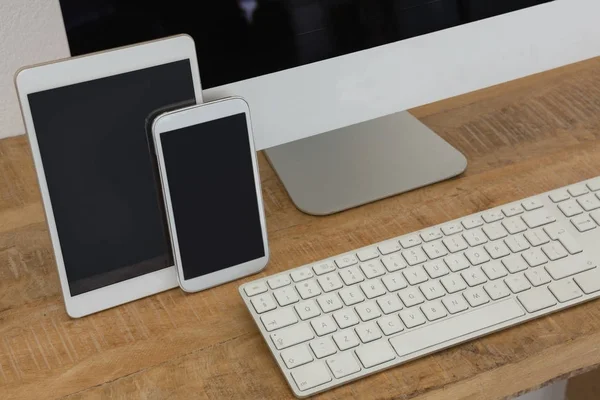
xmin=59 ymin=0 xmax=553 ymax=89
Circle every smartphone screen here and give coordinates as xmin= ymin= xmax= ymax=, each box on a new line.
xmin=159 ymin=112 xmax=265 ymax=280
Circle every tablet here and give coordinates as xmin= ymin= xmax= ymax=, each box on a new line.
xmin=15 ymin=35 xmax=202 ymax=317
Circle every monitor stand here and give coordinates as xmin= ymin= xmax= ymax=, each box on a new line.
xmin=264 ymin=111 xmax=467 ymax=216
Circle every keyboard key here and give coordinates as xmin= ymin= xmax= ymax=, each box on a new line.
xmin=355 ymin=340 xmax=396 ymax=368
xmin=377 ymin=294 xmax=404 ymax=314
xmin=484 ymin=241 xmax=511 ymax=259
xmin=274 ymin=287 xmax=300 ymax=306
xmin=311 ymin=315 xmax=337 ymax=336
xmin=463 ymin=287 xmax=490 ymax=307
xmin=399 ymin=308 xmax=427 ymax=328
xmin=541 ymin=242 xmax=568 ymax=261
xmin=332 ymin=329 xmax=360 ymax=350
xmin=571 ymin=214 xmax=597 ymax=232
xmin=244 ymin=281 xmax=268 ymax=297
xmin=399 ymin=287 xmax=425 ymax=307
xmin=390 ymin=300 xmax=525 ymax=357
xmin=462 ymin=267 xmax=487 ymax=286
xmin=295 ymin=300 xmax=321 ymax=320
xmin=271 ymin=324 xmax=314 ymax=350
xmin=355 ymin=321 xmax=382 ymax=343
xmin=310 ymin=337 xmax=337 ymax=359
xmin=502 ymin=217 xmax=528 ymax=234
xmin=268 ymin=276 xmax=291 ymax=290
xmin=400 ymin=235 xmax=422 ymax=248
xmin=502 ymin=255 xmax=529 ymax=273
xmin=568 ymin=184 xmax=589 ymax=197
xmin=420 ymin=229 xmax=443 ymax=242
xmin=545 ymin=256 xmax=595 ymax=280
xmin=424 ymin=261 xmax=450 ymax=278
xmin=313 ymin=261 xmax=336 ymax=276
xmin=360 ymin=261 xmax=387 ymax=279
xmin=335 ymin=254 xmax=358 ymax=269
xmin=522 ymin=198 xmax=544 ymax=211
xmin=576 ymin=193 xmax=600 ymax=211
xmin=573 ymin=269 xmax=600 ymax=294
xmin=291 ymin=361 xmax=331 ymax=391
xmin=502 ymin=204 xmax=524 ymax=217
xmin=463 ymin=228 xmax=488 ymax=247
xmin=339 ymin=266 xmax=364 ymax=286
xmin=422 ymin=241 xmax=448 ymax=259
xmin=251 ymin=293 xmax=277 ymax=314
xmin=505 ymin=273 xmax=531 ymax=293
xmin=442 ymin=235 xmax=469 ymax=253
xmin=549 ymin=279 xmax=583 ymax=302
xmin=442 ymin=294 xmax=469 ymax=314
xmin=402 ymin=248 xmax=428 ymax=266
xmin=591 ymin=210 xmax=600 ymax=226
xmin=381 ymin=253 xmax=407 ymax=272
xmin=558 ymin=199 xmax=584 ymax=217
xmin=333 ymin=309 xmax=360 ymax=329
xmin=549 ymin=190 xmax=570 ymax=203
xmin=504 ymin=234 xmax=531 ymax=253
xmin=524 ymin=228 xmax=550 ymax=247
xmin=377 ymin=315 xmax=404 ymax=335
xmin=403 ymin=265 xmax=429 ymax=285
xmin=465 ymin=247 xmax=491 ymax=266
xmin=482 ymin=261 xmax=508 ymax=280
xmin=291 ymin=268 xmax=315 ymax=282
xmin=482 ymin=210 xmax=504 ymax=223
xmin=518 ymin=288 xmax=557 ymax=313
xmin=357 ymin=247 xmax=379 ymax=262
xmin=444 ymin=254 xmax=470 ymax=272
xmin=381 ymin=272 xmax=408 ymax=292
xmin=483 ymin=222 xmax=508 ymax=241
xmin=355 ymin=301 xmax=382 ymax=321
xmin=378 ymin=240 xmax=401 ymax=255
xmin=317 ymin=273 xmax=344 ymax=292
xmin=484 ymin=281 xmax=511 ymax=300
xmin=360 ymin=279 xmax=387 ymax=299
xmin=525 ymin=269 xmax=552 ymax=287
xmin=339 ymin=286 xmax=365 ymax=306
xmin=523 ymin=248 xmax=548 ymax=267
xmin=317 ymin=293 xmax=343 ymax=313
xmin=281 ymin=344 xmax=313 ymax=369
xmin=462 ymin=216 xmax=484 ymax=229
xmin=522 ymin=209 xmax=556 ymax=228
xmin=442 ymin=223 xmax=463 ymax=236
xmin=261 ymin=308 xmax=298 ymax=332
xmin=421 ymin=300 xmax=448 ymax=321
xmin=543 ymin=225 xmax=583 ymax=254
xmin=420 ymin=281 xmax=446 ymax=300
xmin=326 ymin=352 xmax=361 ymax=378
xmin=296 ymin=279 xmax=322 ymax=299
xmin=587 ymin=178 xmax=600 ymax=192
xmin=440 ymin=275 xmax=467 ymax=294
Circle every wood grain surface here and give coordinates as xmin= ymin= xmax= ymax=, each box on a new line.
xmin=2 ymin=57 xmax=600 ymax=400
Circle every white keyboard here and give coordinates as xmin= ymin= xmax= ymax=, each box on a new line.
xmin=239 ymin=176 xmax=600 ymax=398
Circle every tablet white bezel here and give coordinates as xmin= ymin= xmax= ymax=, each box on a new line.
xmin=152 ymin=98 xmax=269 ymax=293
xmin=15 ymin=35 xmax=203 ymax=318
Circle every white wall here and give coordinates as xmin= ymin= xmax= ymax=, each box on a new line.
xmin=0 ymin=0 xmax=69 ymax=139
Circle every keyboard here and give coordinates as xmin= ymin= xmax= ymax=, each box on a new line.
xmin=239 ymin=176 xmax=600 ymax=398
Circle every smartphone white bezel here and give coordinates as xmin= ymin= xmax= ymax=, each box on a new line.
xmin=152 ymin=97 xmax=269 ymax=292
xmin=15 ymin=35 xmax=203 ymax=318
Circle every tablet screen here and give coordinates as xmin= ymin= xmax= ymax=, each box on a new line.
xmin=27 ymin=59 xmax=195 ymax=296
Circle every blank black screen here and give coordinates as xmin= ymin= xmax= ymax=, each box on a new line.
xmin=160 ymin=113 xmax=265 ymax=280
xmin=28 ymin=60 xmax=195 ymax=295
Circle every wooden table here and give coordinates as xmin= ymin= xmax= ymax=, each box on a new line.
xmin=2 ymin=57 xmax=600 ymax=400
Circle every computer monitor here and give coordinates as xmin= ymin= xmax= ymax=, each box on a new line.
xmin=58 ymin=0 xmax=600 ymax=215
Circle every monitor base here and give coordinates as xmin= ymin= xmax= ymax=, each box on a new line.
xmin=264 ymin=111 xmax=467 ymax=216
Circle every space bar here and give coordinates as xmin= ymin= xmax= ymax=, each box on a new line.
xmin=390 ymin=299 xmax=525 ymax=357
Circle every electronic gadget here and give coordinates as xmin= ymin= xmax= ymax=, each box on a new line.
xmin=240 ymin=176 xmax=600 ymax=397
xmin=59 ymin=0 xmax=600 ymax=214
xmin=152 ymin=98 xmax=269 ymax=293
xmin=15 ymin=35 xmax=202 ymax=318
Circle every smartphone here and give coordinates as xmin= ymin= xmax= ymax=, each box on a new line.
xmin=152 ymin=97 xmax=269 ymax=292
